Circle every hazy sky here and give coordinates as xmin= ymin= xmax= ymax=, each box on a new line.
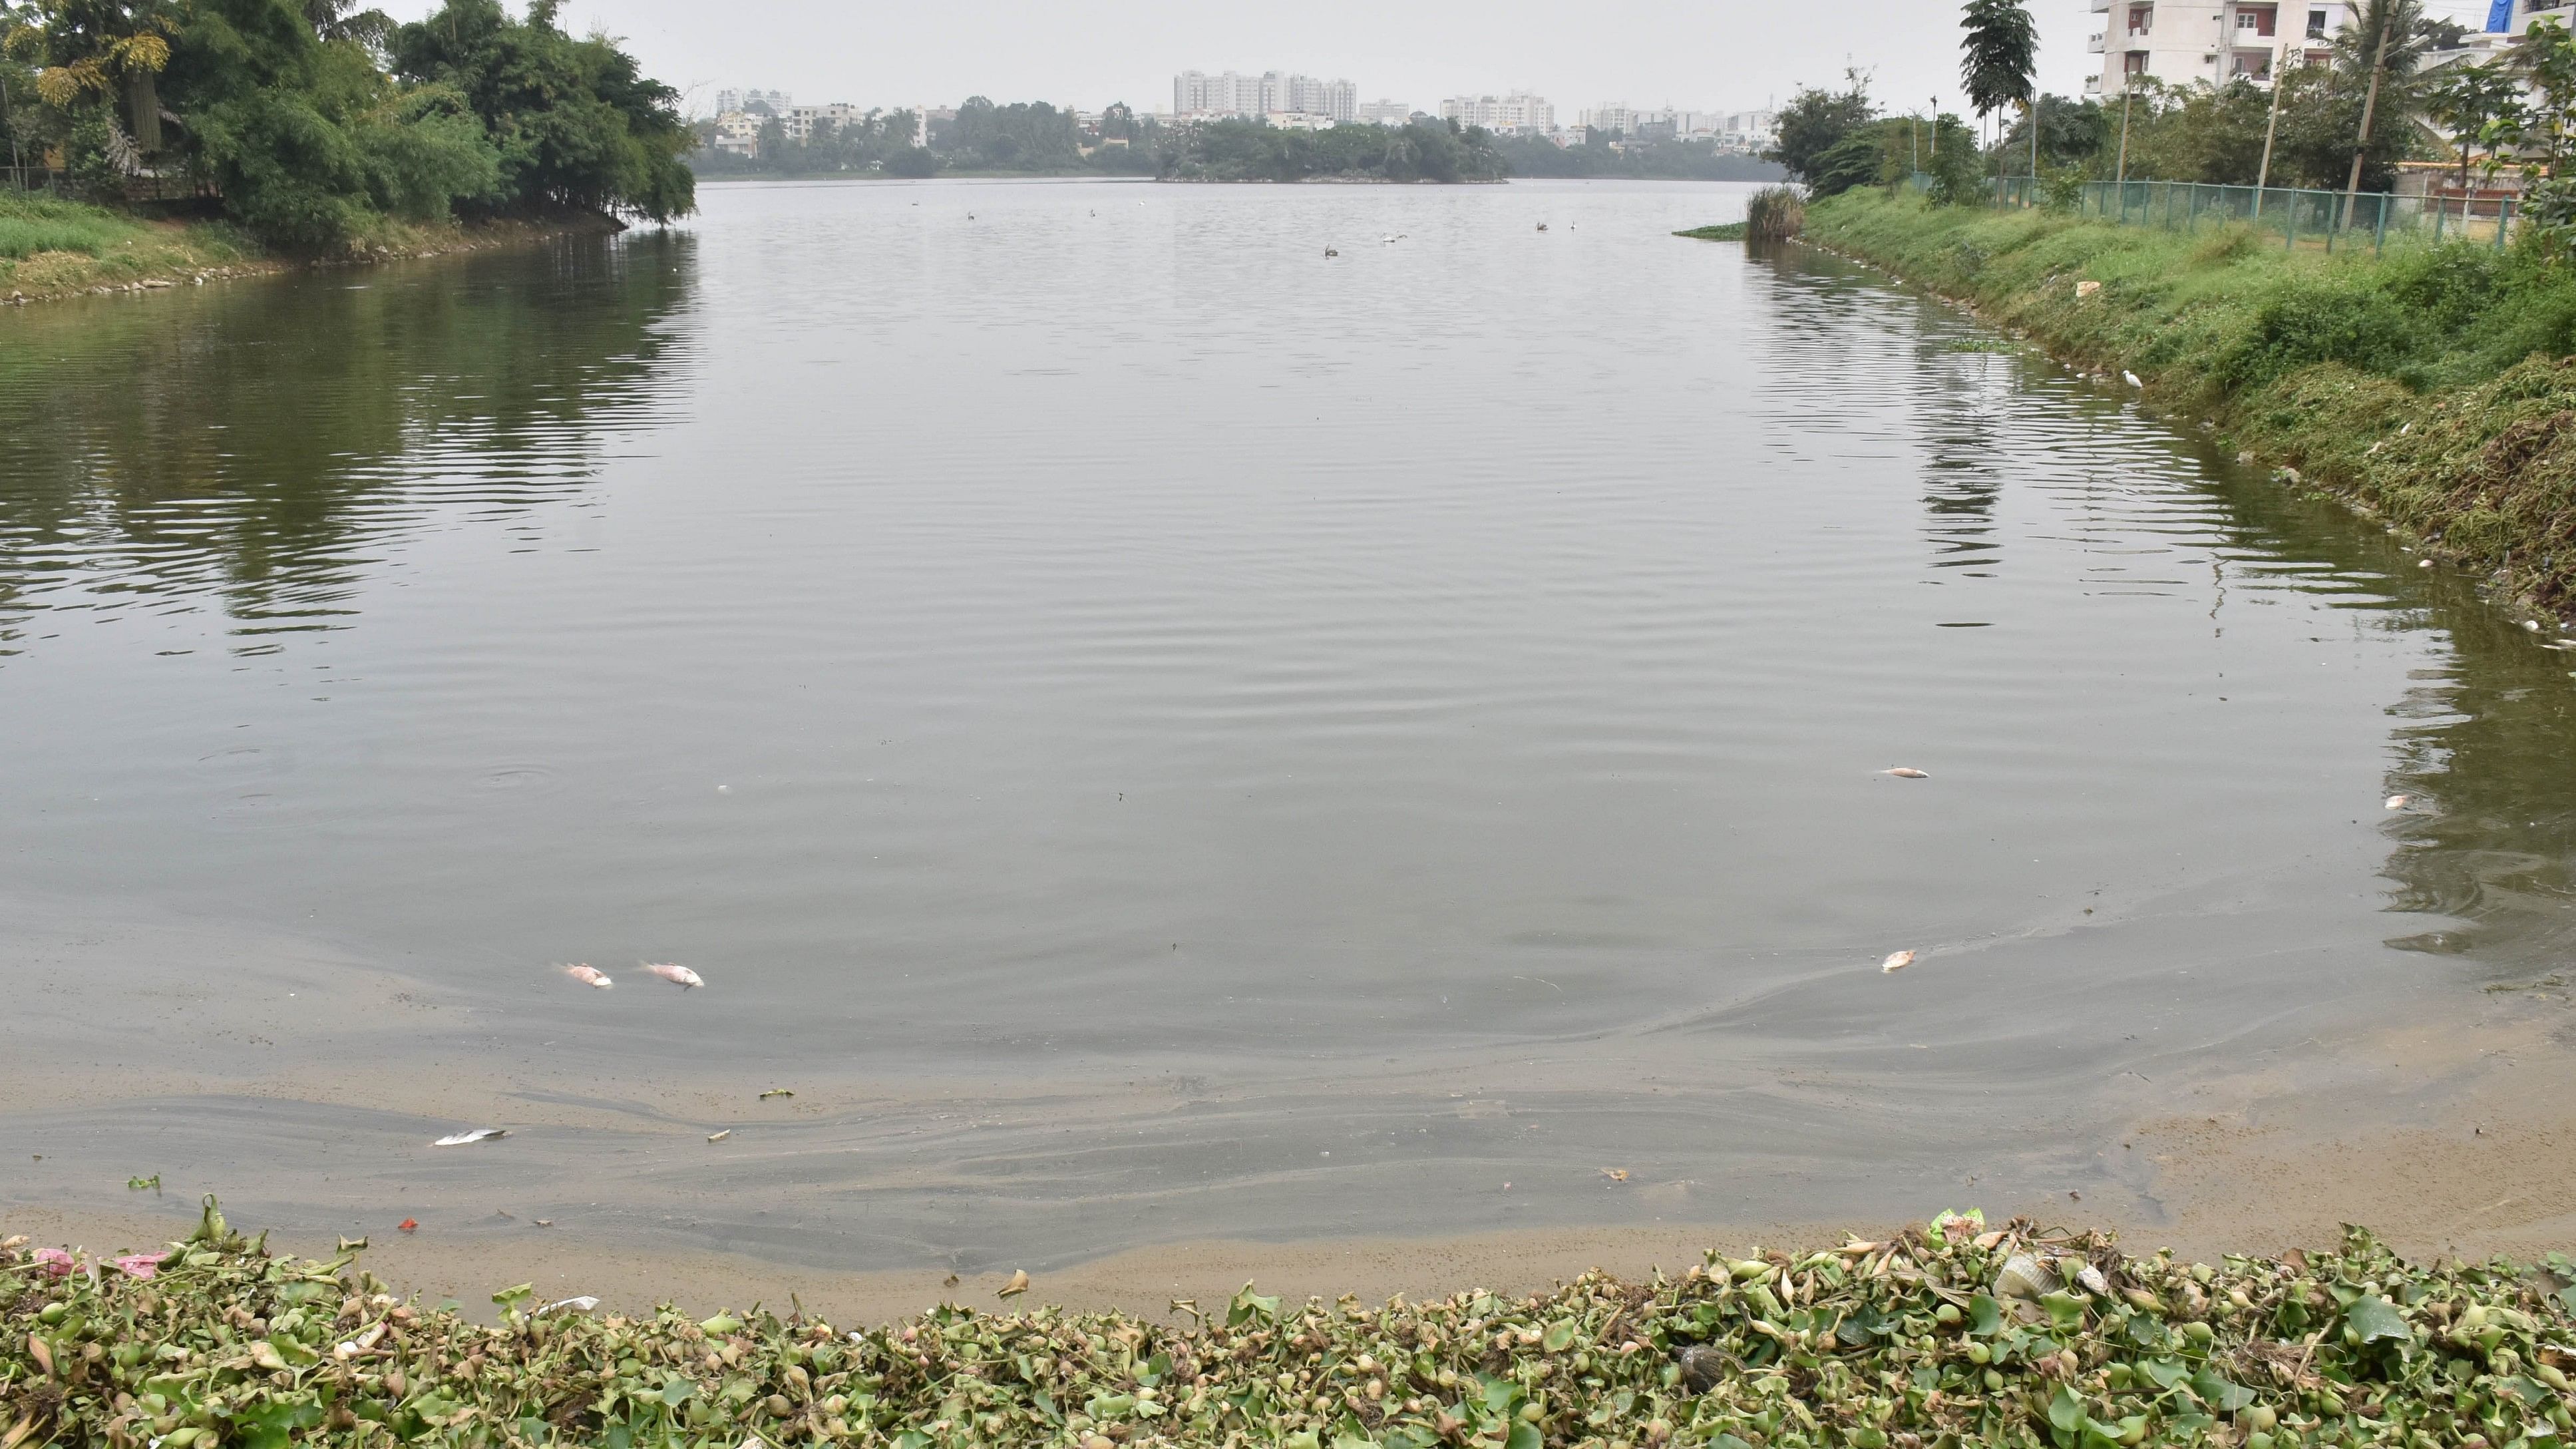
xmin=384 ymin=0 xmax=2502 ymax=121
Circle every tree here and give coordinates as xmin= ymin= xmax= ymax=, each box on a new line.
xmin=1960 ymin=0 xmax=2038 ymax=194
xmin=2424 ymin=60 xmax=2525 ymax=195
xmin=1765 ymin=70 xmax=1875 ymax=191
xmin=2508 ymin=17 xmax=2576 ymax=252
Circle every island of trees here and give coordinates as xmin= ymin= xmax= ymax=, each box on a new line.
xmin=0 ymin=0 xmax=694 ymax=249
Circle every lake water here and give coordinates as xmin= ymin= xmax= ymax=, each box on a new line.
xmin=5 ymin=178 xmax=2573 ymax=1273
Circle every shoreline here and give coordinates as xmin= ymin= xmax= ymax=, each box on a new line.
xmin=1775 ymin=191 xmax=2576 ymax=629
xmin=0 ymin=211 xmax=627 ymax=310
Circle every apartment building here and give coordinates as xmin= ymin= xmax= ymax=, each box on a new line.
xmin=2088 ymin=1 xmax=2354 ymax=97
xmin=1439 ymin=93 xmax=1555 ymax=132
xmin=713 ymin=89 xmax=791 ymax=117
xmin=1356 ymin=99 xmax=1417 ymax=126
xmin=1173 ymin=71 xmax=1358 ymax=123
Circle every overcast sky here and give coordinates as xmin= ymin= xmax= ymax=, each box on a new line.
xmin=384 ymin=0 xmax=2505 ymax=121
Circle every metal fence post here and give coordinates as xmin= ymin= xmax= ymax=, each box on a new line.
xmin=2433 ymin=196 xmax=2445 ymax=245
xmin=2286 ymin=195 xmax=2297 ymax=251
xmin=2497 ymin=198 xmax=2512 ymax=253
xmin=2374 ymin=193 xmax=2388 ymax=255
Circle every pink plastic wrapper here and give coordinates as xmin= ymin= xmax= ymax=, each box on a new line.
xmin=114 ymin=1252 xmax=170 ymax=1279
xmin=32 ymin=1247 xmax=78 ymax=1278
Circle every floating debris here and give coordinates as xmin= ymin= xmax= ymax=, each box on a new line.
xmin=998 ymin=1269 xmax=1031 ymax=1299
xmin=1883 ymin=767 xmax=1931 ymax=779
xmin=540 ymin=1295 xmax=600 ymax=1316
xmin=562 ymin=963 xmax=613 ymax=990
xmin=2387 ymin=795 xmax=2411 ymax=810
xmin=707 ymin=1130 xmax=731 ymax=1142
xmin=1600 ymin=1168 xmax=1630 ymax=1183
xmin=125 ymin=1174 xmax=160 ymax=1191
xmin=397 ymin=1219 xmax=417 ymax=1233
xmin=431 ymin=1128 xmax=506 ymax=1147
xmin=759 ymin=1088 xmax=795 ymax=1100
xmin=1881 ymin=950 xmax=1917 ymax=973
xmin=642 ymin=962 xmax=705 ymax=990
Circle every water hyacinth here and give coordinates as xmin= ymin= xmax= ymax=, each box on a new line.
xmin=3 ymin=1199 xmax=2573 ymax=1448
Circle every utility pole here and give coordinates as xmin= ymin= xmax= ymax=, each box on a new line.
xmin=2116 ymin=87 xmax=2133 ymax=184
xmin=1930 ymin=97 xmax=1938 ymax=159
xmin=2342 ymin=1 xmax=2397 ymax=231
xmin=2256 ymin=37 xmax=2287 ymax=216
xmin=2028 ymin=93 xmax=2040 ymax=202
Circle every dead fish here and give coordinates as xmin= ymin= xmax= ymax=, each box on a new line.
xmin=1881 ymin=950 xmax=1917 ymax=974
xmin=707 ymin=1130 xmax=732 ymax=1143
xmin=562 ymin=964 xmax=613 ymax=990
xmin=643 ymin=962 xmax=705 ymax=990
xmin=998 ymin=1269 xmax=1031 ymax=1299
xmin=1600 ymin=1167 xmax=1630 ymax=1183
xmin=2386 ymin=795 xmax=2410 ymax=810
xmin=1883 ymin=767 xmax=1931 ymax=779
xmin=432 ymin=1128 xmax=506 ymax=1147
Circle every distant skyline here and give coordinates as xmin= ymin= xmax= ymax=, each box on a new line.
xmin=381 ymin=0 xmax=2504 ymax=122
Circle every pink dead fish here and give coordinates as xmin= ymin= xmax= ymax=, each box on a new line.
xmin=642 ymin=962 xmax=705 ymax=990
xmin=1883 ymin=768 xmax=1931 ymax=779
xmin=562 ymin=963 xmax=613 ymax=990
xmin=33 ymin=1247 xmax=77 ymax=1279
xmin=114 ymin=1252 xmax=169 ymax=1279
xmin=1881 ymin=950 xmax=1917 ymax=974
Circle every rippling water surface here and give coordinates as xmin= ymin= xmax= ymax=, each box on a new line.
xmin=5 ymin=179 xmax=2573 ymax=1267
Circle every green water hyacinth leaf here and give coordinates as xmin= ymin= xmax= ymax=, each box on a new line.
xmin=2043 ymin=1290 xmax=2090 ymax=1331
xmin=2190 ymin=1366 xmax=2257 ymax=1412
xmin=2346 ymin=1293 xmax=2412 ymax=1345
xmin=1969 ymin=1291 xmax=2004 ymax=1335
xmin=1543 ymin=1319 xmax=1578 ymax=1352
xmin=1506 ymin=1423 xmax=1543 ymax=1449
xmin=2048 ymin=1382 xmax=2087 ymax=1433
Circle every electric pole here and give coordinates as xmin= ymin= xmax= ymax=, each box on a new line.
xmin=2342 ymin=2 xmax=2397 ymax=231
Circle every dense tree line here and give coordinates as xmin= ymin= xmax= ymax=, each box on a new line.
xmin=1494 ymin=132 xmax=1783 ymax=181
xmin=1158 ymin=116 xmax=1505 ymax=182
xmin=0 ymin=0 xmax=691 ymax=248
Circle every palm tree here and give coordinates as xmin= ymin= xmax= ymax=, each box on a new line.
xmin=1960 ymin=0 xmax=2038 ymax=200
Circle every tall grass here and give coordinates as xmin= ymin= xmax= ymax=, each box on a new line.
xmin=0 ymin=190 xmax=144 ymax=260
xmin=1745 ymin=185 xmax=1805 ymax=240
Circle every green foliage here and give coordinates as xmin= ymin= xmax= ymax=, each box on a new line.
xmin=2215 ymin=276 xmax=2415 ymax=391
xmin=7 ymin=1211 xmax=2575 ymax=1449
xmin=0 ymin=185 xmax=134 ymax=255
xmin=1160 ymin=116 xmax=1505 ymax=184
xmin=1766 ymin=70 xmax=1877 ymax=190
xmin=1745 ymin=184 xmax=1804 ymax=240
xmin=1496 ymin=132 xmax=1783 ymax=180
xmin=1959 ymin=0 xmax=2038 ymax=120
xmin=389 ymin=0 xmax=695 ymax=224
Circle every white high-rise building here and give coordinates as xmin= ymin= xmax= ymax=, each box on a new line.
xmin=1439 ymin=93 xmax=1555 ymax=132
xmin=2090 ymin=1 xmax=2354 ymax=97
xmin=1357 ymin=99 xmax=1415 ymax=126
xmin=715 ymin=88 xmax=792 ymax=117
xmin=1173 ymin=71 xmax=1357 ymax=122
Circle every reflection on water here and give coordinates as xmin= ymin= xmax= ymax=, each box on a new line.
xmin=0 ymin=183 xmax=2572 ymax=1265
xmin=0 ymin=232 xmax=695 ymax=654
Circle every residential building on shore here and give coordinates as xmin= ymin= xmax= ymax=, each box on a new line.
xmin=1356 ymin=99 xmax=1416 ymax=125
xmin=1173 ymin=71 xmax=1358 ymax=123
xmin=1439 ymin=93 xmax=1555 ymax=132
xmin=2088 ymin=2 xmax=2354 ymax=97
xmin=714 ymin=89 xmax=791 ymax=117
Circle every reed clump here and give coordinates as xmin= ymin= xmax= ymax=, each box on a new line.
xmin=5 ymin=1199 xmax=2574 ymax=1447
xmin=1746 ymin=186 xmax=1805 ymax=241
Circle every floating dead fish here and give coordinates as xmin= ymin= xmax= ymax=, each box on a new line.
xmin=998 ymin=1269 xmax=1031 ymax=1299
xmin=1883 ymin=767 xmax=1930 ymax=779
xmin=1880 ymin=950 xmax=1917 ymax=974
xmin=1600 ymin=1168 xmax=1630 ymax=1183
xmin=432 ymin=1129 xmax=507 ymax=1148
xmin=759 ymin=1088 xmax=795 ymax=1100
xmin=707 ymin=1130 xmax=732 ymax=1142
xmin=562 ymin=964 xmax=613 ymax=990
xmin=2386 ymin=795 xmax=2410 ymax=810
xmin=643 ymin=962 xmax=704 ymax=990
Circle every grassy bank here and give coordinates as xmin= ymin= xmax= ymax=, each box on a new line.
xmin=5 ymin=1202 xmax=2573 ymax=1448
xmin=1789 ymin=190 xmax=2576 ymax=618
xmin=0 ymin=193 xmax=623 ymax=306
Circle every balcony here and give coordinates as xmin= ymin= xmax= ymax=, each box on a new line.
xmin=2089 ymin=31 xmax=2108 ymax=51
xmin=2084 ymin=75 xmax=2105 ymax=94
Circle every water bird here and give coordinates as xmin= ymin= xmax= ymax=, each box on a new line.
xmin=562 ymin=963 xmax=613 ymax=990
xmin=643 ymin=962 xmax=705 ymax=990
xmin=2123 ymin=371 xmax=2144 ymax=388
xmin=1883 ymin=767 xmax=1931 ymax=779
xmin=1880 ymin=950 xmax=1917 ymax=974
xmin=1537 ymin=223 xmax=1549 ymax=231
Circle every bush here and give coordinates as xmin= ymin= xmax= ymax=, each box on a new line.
xmin=2216 ymin=277 xmax=2416 ymax=391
